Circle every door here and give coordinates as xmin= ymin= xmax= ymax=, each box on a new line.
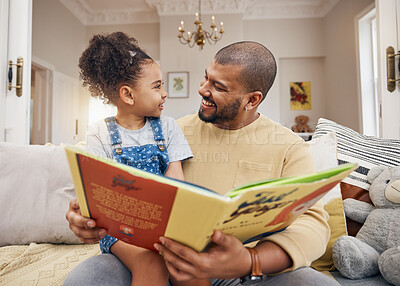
xmin=376 ymin=0 xmax=400 ymax=139
xmin=0 ymin=0 xmax=32 ymax=144
xmin=52 ymin=71 xmax=80 ymax=145
xmin=0 ymin=0 xmax=9 ymax=141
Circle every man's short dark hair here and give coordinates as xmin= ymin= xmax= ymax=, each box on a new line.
xmin=214 ymin=41 xmax=277 ymax=102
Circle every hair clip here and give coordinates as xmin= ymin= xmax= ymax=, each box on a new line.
xmin=129 ymin=51 xmax=137 ymax=64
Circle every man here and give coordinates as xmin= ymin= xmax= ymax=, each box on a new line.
xmin=65 ymin=41 xmax=338 ymax=286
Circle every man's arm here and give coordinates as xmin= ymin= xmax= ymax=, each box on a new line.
xmin=262 ymin=200 xmax=330 ymax=271
xmin=265 ymin=141 xmax=330 ymax=270
xmin=65 ymin=198 xmax=106 ymax=243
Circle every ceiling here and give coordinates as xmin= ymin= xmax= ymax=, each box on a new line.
xmin=59 ymin=0 xmax=340 ymax=26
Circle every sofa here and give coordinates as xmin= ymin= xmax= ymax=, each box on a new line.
xmin=0 ymin=118 xmax=399 ymax=285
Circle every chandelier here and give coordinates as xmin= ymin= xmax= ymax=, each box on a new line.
xmin=177 ymin=0 xmax=224 ymax=49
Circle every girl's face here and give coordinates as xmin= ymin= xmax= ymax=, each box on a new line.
xmin=132 ymin=62 xmax=167 ymax=117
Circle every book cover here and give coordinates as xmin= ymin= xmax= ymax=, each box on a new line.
xmin=65 ymin=146 xmax=356 ymax=252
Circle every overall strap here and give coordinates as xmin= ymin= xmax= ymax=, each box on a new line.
xmin=104 ymin=116 xmax=123 ymax=155
xmin=149 ymin=117 xmax=166 ymax=152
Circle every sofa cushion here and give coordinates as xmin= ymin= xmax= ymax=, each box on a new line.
xmin=307 ymin=132 xmax=347 ymax=271
xmin=339 ymin=183 xmax=372 ymax=236
xmin=0 ymin=243 xmax=100 ymax=285
xmin=0 ymin=143 xmax=81 ymax=246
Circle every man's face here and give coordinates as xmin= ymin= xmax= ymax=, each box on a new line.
xmin=198 ymin=59 xmax=248 ymax=128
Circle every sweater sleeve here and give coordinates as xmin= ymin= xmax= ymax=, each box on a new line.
xmin=259 ymin=141 xmax=330 ymax=272
xmin=281 ymin=140 xmax=315 ymax=178
xmin=261 ymin=200 xmax=330 ymax=271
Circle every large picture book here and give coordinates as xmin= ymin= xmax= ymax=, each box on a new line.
xmin=65 ymin=146 xmax=356 ymax=252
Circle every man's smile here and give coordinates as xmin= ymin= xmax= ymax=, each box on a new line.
xmin=201 ymin=98 xmax=216 ymax=108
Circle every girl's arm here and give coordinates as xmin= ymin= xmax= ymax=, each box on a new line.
xmin=111 ymin=241 xmax=169 ymax=285
xmin=86 ymin=123 xmax=112 ymax=159
xmin=165 ymin=161 xmax=185 ymax=181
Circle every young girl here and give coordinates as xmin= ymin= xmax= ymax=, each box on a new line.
xmin=79 ymin=32 xmax=193 ymax=286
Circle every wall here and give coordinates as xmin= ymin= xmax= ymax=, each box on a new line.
xmin=324 ymin=0 xmax=374 ymax=131
xmin=32 ymin=0 xmax=87 ymax=142
xmin=241 ymin=0 xmax=373 ymax=130
xmin=31 ymin=0 xmax=375 ymax=139
xmin=243 ymin=18 xmax=325 ymax=126
xmin=159 ymin=13 xmax=243 ymax=119
xmin=83 ymin=15 xmax=331 ymax=127
xmin=32 ymin=0 xmax=86 ymax=78
xmin=159 ymin=16 xmax=327 ymax=124
xmin=279 ymin=57 xmax=325 ymax=129
xmin=85 ymin=23 xmax=160 ymax=60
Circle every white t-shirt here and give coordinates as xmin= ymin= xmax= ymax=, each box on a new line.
xmin=87 ymin=116 xmax=193 ymax=163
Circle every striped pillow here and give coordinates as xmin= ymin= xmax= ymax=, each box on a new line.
xmin=313 ymin=118 xmax=400 ymax=190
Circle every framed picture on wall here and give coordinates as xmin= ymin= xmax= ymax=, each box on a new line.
xmin=168 ymin=72 xmax=189 ymax=98
xmin=290 ymin=81 xmax=311 ymax=110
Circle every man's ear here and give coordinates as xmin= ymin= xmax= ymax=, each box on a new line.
xmin=245 ymin=91 xmax=263 ymax=111
xmin=119 ymin=85 xmax=134 ymax=105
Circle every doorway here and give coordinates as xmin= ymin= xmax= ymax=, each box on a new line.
xmin=30 ymin=60 xmax=53 ymax=144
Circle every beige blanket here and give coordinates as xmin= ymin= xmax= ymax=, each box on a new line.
xmin=0 ymin=243 xmax=100 ymax=286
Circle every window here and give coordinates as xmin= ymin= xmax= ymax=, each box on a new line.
xmin=357 ymin=7 xmax=379 ymax=136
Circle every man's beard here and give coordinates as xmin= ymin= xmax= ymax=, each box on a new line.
xmin=198 ymin=97 xmax=242 ymax=125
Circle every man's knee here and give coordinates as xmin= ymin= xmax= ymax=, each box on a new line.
xmin=63 ymin=254 xmax=131 ymax=286
xmin=264 ymin=267 xmax=339 ymax=286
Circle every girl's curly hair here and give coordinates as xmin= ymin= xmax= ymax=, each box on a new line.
xmin=78 ymin=32 xmax=152 ymax=104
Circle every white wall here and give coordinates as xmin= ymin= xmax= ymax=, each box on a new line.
xmin=242 ymin=0 xmax=373 ymax=130
xmin=31 ymin=0 xmax=375 ymax=138
xmin=32 ymin=0 xmax=86 ymax=78
xmin=159 ymin=13 xmax=244 ymax=119
xmin=85 ymin=23 xmax=160 ymax=60
xmin=32 ymin=0 xmax=88 ymax=142
xmin=243 ymin=18 xmax=325 ymax=125
xmin=279 ymin=57 xmax=326 ymax=129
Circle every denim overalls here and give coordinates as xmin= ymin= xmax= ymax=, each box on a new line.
xmin=99 ymin=116 xmax=169 ymax=253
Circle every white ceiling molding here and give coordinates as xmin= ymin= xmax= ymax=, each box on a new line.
xmin=59 ymin=0 xmax=340 ymax=26
xmin=59 ymin=0 xmax=159 ymax=25
xmin=145 ymin=0 xmax=255 ymax=15
xmin=245 ymin=0 xmax=340 ymax=20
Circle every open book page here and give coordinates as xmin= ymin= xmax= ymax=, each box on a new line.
xmin=227 ymin=164 xmax=355 ymax=198
xmin=220 ymin=164 xmax=356 ymax=244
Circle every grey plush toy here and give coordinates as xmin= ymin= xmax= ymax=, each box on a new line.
xmin=332 ymin=166 xmax=400 ymax=285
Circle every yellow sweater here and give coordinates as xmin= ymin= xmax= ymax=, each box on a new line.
xmin=177 ymin=113 xmax=330 ymax=271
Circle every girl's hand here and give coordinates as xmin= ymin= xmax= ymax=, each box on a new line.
xmin=65 ymin=198 xmax=107 ymax=243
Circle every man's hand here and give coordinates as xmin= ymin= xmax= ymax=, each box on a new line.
xmin=66 ymin=198 xmax=106 ymax=243
xmin=154 ymin=230 xmax=251 ymax=282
